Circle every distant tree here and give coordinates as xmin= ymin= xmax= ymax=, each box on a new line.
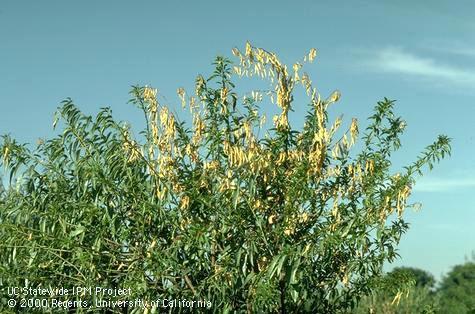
xmin=0 ymin=43 xmax=451 ymax=313
xmin=437 ymin=262 xmax=475 ymax=314
xmin=355 ymin=267 xmax=438 ymax=314
xmin=392 ymin=267 xmax=436 ymax=289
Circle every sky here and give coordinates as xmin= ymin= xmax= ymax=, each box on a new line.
xmin=1 ymin=1 xmax=474 ymax=282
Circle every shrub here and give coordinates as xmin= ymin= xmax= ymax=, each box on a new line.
xmin=0 ymin=43 xmax=450 ymax=313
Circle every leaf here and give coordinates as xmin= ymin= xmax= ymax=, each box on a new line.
xmin=326 ymin=90 xmax=341 ymax=104
xmin=289 ymin=259 xmax=300 ymax=284
xmin=341 ymin=220 xmax=355 ymax=238
xmin=269 ymin=255 xmax=286 ymax=280
xmin=70 ymin=225 xmax=86 ymax=238
xmin=53 ymin=111 xmax=60 ymax=129
xmin=290 ymin=288 xmax=299 ymax=303
xmin=232 ymin=184 xmax=240 ymax=210
xmin=28 ymin=251 xmax=37 ymax=267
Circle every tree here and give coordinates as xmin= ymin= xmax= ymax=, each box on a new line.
xmin=0 ymin=43 xmax=451 ymax=313
xmin=355 ymin=267 xmax=439 ymax=314
xmin=392 ymin=267 xmax=436 ymax=289
xmin=437 ymin=262 xmax=475 ymax=314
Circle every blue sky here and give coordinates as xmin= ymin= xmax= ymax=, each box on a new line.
xmin=1 ymin=1 xmax=474 ymax=281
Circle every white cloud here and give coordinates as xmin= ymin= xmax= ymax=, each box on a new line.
xmin=444 ymin=46 xmax=475 ymax=57
xmin=414 ymin=177 xmax=475 ymax=192
xmin=367 ymin=47 xmax=475 ymax=86
xmin=425 ymin=40 xmax=475 ymax=57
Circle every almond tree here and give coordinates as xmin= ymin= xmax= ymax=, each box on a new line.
xmin=0 ymin=43 xmax=451 ymax=313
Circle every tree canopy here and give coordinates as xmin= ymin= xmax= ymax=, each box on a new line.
xmin=0 ymin=43 xmax=451 ymax=313
xmin=392 ymin=267 xmax=436 ymax=289
xmin=438 ymin=262 xmax=475 ymax=313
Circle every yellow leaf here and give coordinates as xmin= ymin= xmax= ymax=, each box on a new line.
xmin=326 ymin=90 xmax=341 ymax=104
xmin=308 ymin=48 xmax=317 ymax=62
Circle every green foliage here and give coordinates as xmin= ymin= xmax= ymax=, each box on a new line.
xmin=437 ymin=262 xmax=475 ymax=314
xmin=355 ymin=267 xmax=439 ymax=314
xmin=0 ymin=43 xmax=451 ymax=313
xmin=392 ymin=267 xmax=436 ymax=289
